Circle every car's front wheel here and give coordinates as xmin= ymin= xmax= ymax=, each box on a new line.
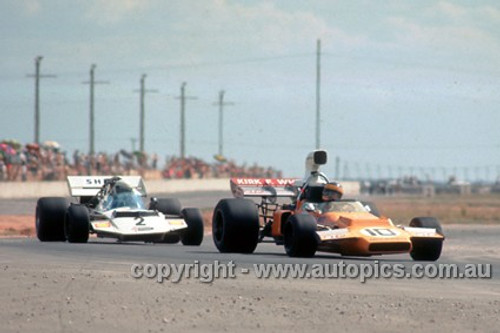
xmin=65 ymin=204 xmax=90 ymax=243
xmin=409 ymin=217 xmax=444 ymax=261
xmin=284 ymin=213 xmax=318 ymax=257
xmin=181 ymin=208 xmax=204 ymax=246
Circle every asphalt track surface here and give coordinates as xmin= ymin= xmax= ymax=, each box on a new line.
xmin=1 ymin=193 xmax=499 ymax=332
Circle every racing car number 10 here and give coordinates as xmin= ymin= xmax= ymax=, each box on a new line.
xmin=360 ymin=228 xmax=399 ymax=237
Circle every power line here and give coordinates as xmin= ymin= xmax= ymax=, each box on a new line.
xmin=10 ymin=53 xmax=318 ymax=80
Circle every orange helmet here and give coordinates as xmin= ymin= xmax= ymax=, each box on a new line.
xmin=322 ymin=182 xmax=343 ymax=201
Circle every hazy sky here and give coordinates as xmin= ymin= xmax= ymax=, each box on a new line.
xmin=1 ymin=0 xmax=499 ymax=179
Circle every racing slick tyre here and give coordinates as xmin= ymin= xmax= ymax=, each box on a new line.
xmin=181 ymin=208 xmax=204 ymax=246
xmin=150 ymin=198 xmax=182 ymax=216
xmin=284 ymin=213 xmax=318 ymax=258
xmin=212 ymin=199 xmax=259 ymax=253
xmin=361 ymin=201 xmax=381 ymax=217
xmin=35 ymin=197 xmax=69 ymax=242
xmin=409 ymin=217 xmax=444 ymax=261
xmin=65 ymin=204 xmax=90 ymax=243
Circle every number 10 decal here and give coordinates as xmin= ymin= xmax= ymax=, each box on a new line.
xmin=361 ymin=228 xmax=399 ymax=237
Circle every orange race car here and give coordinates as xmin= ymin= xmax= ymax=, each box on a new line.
xmin=212 ymin=150 xmax=444 ymax=260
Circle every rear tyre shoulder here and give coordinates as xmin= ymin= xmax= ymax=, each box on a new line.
xmin=212 ymin=198 xmax=259 ymax=253
xmin=150 ymin=198 xmax=182 ymax=216
xmin=410 ymin=217 xmax=443 ymax=236
xmin=36 ymin=197 xmax=69 ymax=242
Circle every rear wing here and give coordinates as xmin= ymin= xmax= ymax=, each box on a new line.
xmin=67 ymin=176 xmax=147 ymax=197
xmin=230 ymin=178 xmax=299 ymax=198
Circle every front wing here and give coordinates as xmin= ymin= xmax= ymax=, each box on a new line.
xmin=90 ymin=213 xmax=188 ymax=242
xmin=316 ymin=226 xmax=443 ymax=256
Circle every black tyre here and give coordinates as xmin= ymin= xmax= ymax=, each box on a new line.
xmin=150 ymin=198 xmax=182 ymax=216
xmin=284 ymin=214 xmax=318 ymax=257
xmin=410 ymin=216 xmax=444 ymax=236
xmin=181 ymin=208 xmax=204 ymax=246
xmin=65 ymin=204 xmax=90 ymax=243
xmin=35 ymin=197 xmax=69 ymax=242
xmin=361 ymin=201 xmax=381 ymax=217
xmin=409 ymin=217 xmax=444 ymax=261
xmin=212 ymin=199 xmax=259 ymax=253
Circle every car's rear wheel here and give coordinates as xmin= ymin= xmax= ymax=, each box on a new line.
xmin=409 ymin=217 xmax=444 ymax=261
xmin=181 ymin=208 xmax=204 ymax=246
xmin=35 ymin=197 xmax=69 ymax=242
xmin=212 ymin=199 xmax=259 ymax=253
xmin=284 ymin=213 xmax=318 ymax=257
xmin=150 ymin=198 xmax=182 ymax=216
xmin=65 ymin=204 xmax=90 ymax=243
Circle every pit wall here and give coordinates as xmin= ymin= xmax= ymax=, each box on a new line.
xmin=0 ymin=179 xmax=360 ymax=199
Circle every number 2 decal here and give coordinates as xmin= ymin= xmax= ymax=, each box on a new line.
xmin=135 ymin=217 xmax=145 ymax=226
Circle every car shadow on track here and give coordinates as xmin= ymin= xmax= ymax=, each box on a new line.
xmin=195 ymin=249 xmax=414 ymax=263
xmin=89 ymin=240 xmax=181 ymax=246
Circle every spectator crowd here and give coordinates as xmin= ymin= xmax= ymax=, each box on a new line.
xmin=0 ymin=140 xmax=282 ymax=182
xmin=162 ymin=156 xmax=282 ymax=179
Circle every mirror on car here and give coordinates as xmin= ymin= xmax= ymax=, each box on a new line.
xmin=303 ymin=202 xmax=316 ymax=212
xmin=149 ymin=197 xmax=158 ymax=210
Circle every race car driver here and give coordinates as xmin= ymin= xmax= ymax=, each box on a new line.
xmin=317 ymin=182 xmax=344 ymax=213
xmin=322 ymin=182 xmax=344 ymax=201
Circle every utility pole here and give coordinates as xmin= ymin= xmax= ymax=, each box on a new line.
xmin=134 ymin=74 xmax=158 ymax=153
xmin=343 ymin=162 xmax=349 ymax=180
xmin=175 ymin=82 xmax=197 ymax=159
xmin=82 ymin=64 xmax=109 ymax=155
xmin=335 ymin=156 xmax=340 ymax=179
xmin=213 ymin=90 xmax=234 ymax=157
xmin=27 ymin=56 xmax=56 ymax=144
xmin=315 ymin=39 xmax=321 ymax=149
xmin=130 ymin=138 xmax=137 ymax=152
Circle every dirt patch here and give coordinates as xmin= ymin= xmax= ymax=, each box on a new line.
xmin=370 ymin=194 xmax=500 ymax=225
xmin=0 ymin=211 xmax=213 ymax=237
xmin=0 ymin=215 xmax=34 ymax=237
